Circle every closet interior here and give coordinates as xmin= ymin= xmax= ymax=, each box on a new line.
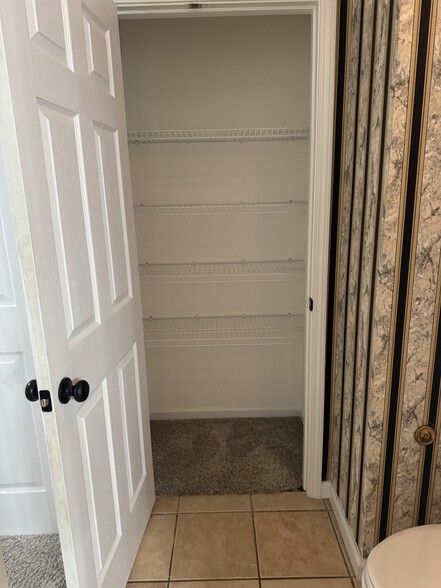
xmin=119 ymin=14 xmax=311 ymax=488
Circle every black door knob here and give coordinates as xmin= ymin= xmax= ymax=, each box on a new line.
xmin=25 ymin=379 xmax=39 ymax=402
xmin=58 ymin=377 xmax=90 ymax=404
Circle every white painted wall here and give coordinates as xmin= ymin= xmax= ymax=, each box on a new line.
xmin=120 ymin=15 xmax=311 ymax=418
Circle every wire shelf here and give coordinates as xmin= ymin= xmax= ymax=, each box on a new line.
xmin=128 ymin=127 xmax=309 ymax=144
xmin=143 ymin=313 xmax=303 ymax=348
xmin=134 ymin=200 xmax=308 ymax=216
xmin=139 ymin=259 xmax=305 ymax=284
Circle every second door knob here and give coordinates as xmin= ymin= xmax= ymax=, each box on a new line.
xmin=58 ymin=377 xmax=90 ymax=404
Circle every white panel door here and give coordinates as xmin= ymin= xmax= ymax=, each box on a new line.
xmin=0 ymin=0 xmax=155 ymax=586
xmin=0 ymin=144 xmax=58 ymax=535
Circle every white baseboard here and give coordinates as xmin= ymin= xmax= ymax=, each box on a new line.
xmin=322 ymin=481 xmax=366 ymax=580
xmin=150 ymin=407 xmax=303 ymax=420
xmin=321 ymin=480 xmax=332 ymax=498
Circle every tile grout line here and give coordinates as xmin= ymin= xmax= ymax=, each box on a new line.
xmin=167 ymin=497 xmax=181 ymax=587
xmin=260 ymin=576 xmax=353 ymax=580
xmin=157 ymin=509 xmax=327 ymax=516
xmin=252 ymin=508 xmax=326 ymax=513
xmin=130 ymin=575 xmax=359 ymax=583
xmin=329 ymin=509 xmax=355 ymax=577
xmin=250 ymin=494 xmax=263 ymax=588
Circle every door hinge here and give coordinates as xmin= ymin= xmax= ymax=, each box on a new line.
xmin=25 ymin=379 xmax=53 ymax=412
xmin=309 ymin=297 xmax=314 ymax=311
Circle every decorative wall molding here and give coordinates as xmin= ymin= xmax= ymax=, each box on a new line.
xmin=122 ymin=0 xmax=338 ymax=500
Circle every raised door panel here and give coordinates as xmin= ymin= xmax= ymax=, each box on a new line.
xmin=83 ymin=4 xmax=114 ymax=95
xmin=94 ymin=123 xmax=132 ymax=309
xmin=24 ymin=0 xmax=73 ymax=68
xmin=118 ymin=345 xmax=146 ymax=510
xmin=77 ymin=379 xmax=122 ymax=584
xmin=38 ymin=102 xmax=100 ymax=344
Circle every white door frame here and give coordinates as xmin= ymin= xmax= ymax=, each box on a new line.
xmin=117 ymin=0 xmax=337 ymax=499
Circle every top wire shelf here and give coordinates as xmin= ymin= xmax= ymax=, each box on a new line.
xmin=127 ymin=127 xmax=310 ymax=144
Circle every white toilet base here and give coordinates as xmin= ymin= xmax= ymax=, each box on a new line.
xmin=362 ymin=566 xmax=375 ymax=588
xmin=362 ymin=524 xmax=441 ymax=588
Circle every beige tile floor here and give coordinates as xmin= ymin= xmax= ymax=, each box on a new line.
xmin=128 ymin=493 xmax=362 ymax=588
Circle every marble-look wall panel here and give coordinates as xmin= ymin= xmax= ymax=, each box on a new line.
xmin=391 ymin=0 xmax=441 ymax=534
xmin=347 ymin=0 xmax=392 ymax=536
xmin=339 ymin=0 xmax=376 ymax=512
xmin=424 ymin=1 xmax=441 ymax=527
xmin=357 ymin=0 xmax=415 ymax=556
xmin=328 ymin=0 xmax=441 ymax=559
xmin=330 ymin=0 xmax=363 ymax=488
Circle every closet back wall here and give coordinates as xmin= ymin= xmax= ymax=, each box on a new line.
xmin=119 ymin=16 xmax=311 ymax=418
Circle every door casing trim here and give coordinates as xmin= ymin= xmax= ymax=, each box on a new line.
xmin=116 ymin=0 xmax=338 ymax=498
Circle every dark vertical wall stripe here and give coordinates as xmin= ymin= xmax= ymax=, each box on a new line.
xmin=379 ymin=0 xmax=433 ymax=541
xmin=323 ymin=0 xmax=349 ymax=481
xmin=356 ymin=0 xmax=395 ymax=544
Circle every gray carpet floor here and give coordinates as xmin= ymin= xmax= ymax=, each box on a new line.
xmin=151 ymin=417 xmax=303 ymax=495
xmin=0 ymin=534 xmax=66 ymax=588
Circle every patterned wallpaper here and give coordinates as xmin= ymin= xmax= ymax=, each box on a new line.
xmin=326 ymin=0 xmax=441 ymax=558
